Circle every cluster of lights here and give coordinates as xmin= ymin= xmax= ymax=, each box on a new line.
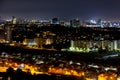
xmin=69 ymin=47 xmax=98 ymax=52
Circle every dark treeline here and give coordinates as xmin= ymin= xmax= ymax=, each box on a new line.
xmin=12 ymin=25 xmax=120 ymax=41
xmin=1 ymin=66 xmax=78 ymax=80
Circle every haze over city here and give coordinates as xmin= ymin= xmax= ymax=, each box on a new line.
xmin=0 ymin=0 xmax=120 ymax=20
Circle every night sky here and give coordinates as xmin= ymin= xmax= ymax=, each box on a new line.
xmin=0 ymin=0 xmax=120 ymax=20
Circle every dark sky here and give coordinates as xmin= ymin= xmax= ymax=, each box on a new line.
xmin=0 ymin=0 xmax=120 ymax=20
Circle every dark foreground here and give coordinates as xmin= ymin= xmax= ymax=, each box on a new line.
xmin=0 ymin=71 xmax=81 ymax=80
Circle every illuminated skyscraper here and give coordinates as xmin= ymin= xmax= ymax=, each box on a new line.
xmin=5 ymin=23 xmax=12 ymax=43
xmin=12 ymin=16 xmax=17 ymax=24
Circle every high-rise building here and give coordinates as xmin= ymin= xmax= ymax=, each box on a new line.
xmin=52 ymin=18 xmax=59 ymax=25
xmin=97 ymin=19 xmax=103 ymax=27
xmin=60 ymin=21 xmax=65 ymax=26
xmin=12 ymin=16 xmax=17 ymax=24
xmin=0 ymin=17 xmax=6 ymax=24
xmin=5 ymin=23 xmax=12 ymax=43
xmin=70 ymin=19 xmax=80 ymax=27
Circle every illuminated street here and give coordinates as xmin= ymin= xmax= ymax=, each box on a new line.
xmin=0 ymin=51 xmax=120 ymax=80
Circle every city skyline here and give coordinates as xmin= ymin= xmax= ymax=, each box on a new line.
xmin=0 ymin=0 xmax=120 ymax=20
